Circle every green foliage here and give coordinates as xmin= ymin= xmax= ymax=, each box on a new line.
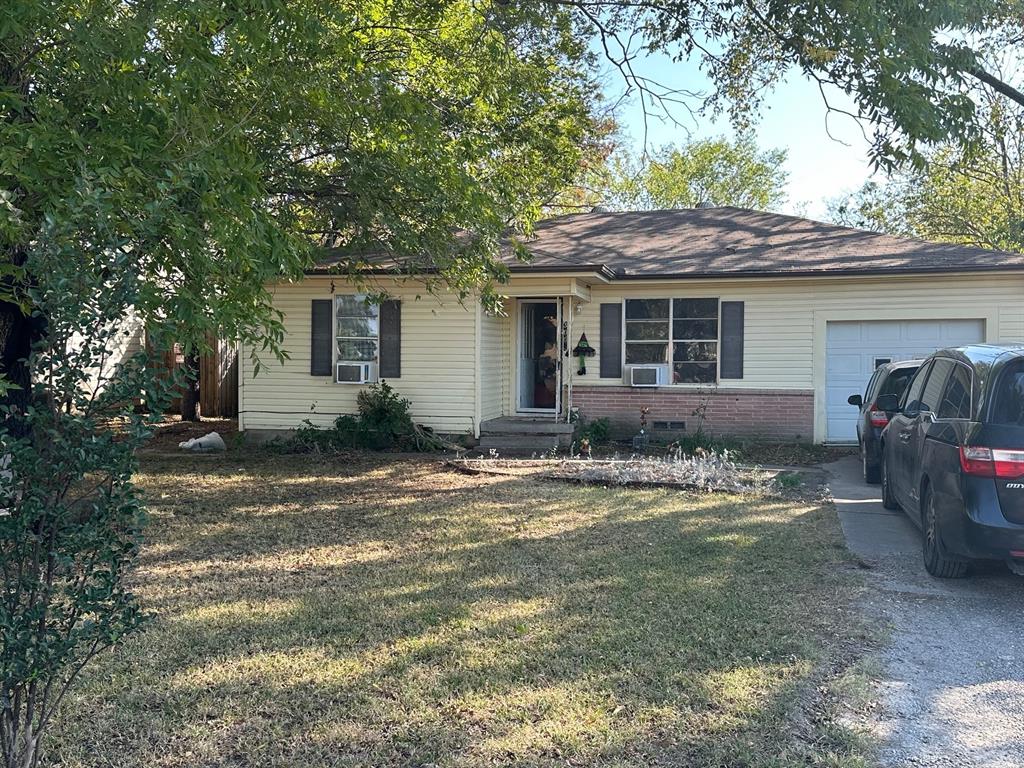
xmin=774 ymin=472 xmax=804 ymax=490
xmin=277 ymin=382 xmax=419 ymax=453
xmin=1 ymin=244 xmax=181 ymax=768
xmin=0 ymin=2 xmax=604 ymax=764
xmin=829 ymin=88 xmax=1024 ymax=253
xmin=827 ymin=180 xmax=917 ymax=237
xmin=564 ymin=0 xmax=1022 ymax=168
xmin=1 ymin=0 xmax=603 ymax=366
xmin=355 ymin=382 xmax=416 ymax=450
xmin=603 ymin=137 xmax=788 ymax=211
xmin=577 ymin=417 xmax=612 ymax=445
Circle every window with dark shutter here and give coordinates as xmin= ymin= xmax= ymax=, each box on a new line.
xmin=379 ymin=300 xmax=401 ymax=378
xmin=720 ymin=301 xmax=744 ymax=379
xmin=599 ymin=303 xmax=622 ymax=378
xmin=310 ymin=299 xmax=333 ymax=376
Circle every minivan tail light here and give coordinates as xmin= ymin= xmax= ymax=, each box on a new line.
xmin=869 ymin=407 xmax=889 ymax=427
xmin=959 ymin=446 xmax=1024 ymax=479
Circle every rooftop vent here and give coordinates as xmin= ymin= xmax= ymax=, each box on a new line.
xmin=695 ymin=201 xmax=715 ymax=209
xmin=590 ymin=205 xmax=609 ymax=213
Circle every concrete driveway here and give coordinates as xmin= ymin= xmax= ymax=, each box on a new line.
xmin=825 ymin=455 xmax=1024 ymax=767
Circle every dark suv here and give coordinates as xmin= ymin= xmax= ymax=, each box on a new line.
xmin=879 ymin=345 xmax=1024 ymax=578
xmin=848 ymin=360 xmax=922 ymax=484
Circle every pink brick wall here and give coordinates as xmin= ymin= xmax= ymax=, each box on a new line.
xmin=570 ymin=386 xmax=815 ymax=440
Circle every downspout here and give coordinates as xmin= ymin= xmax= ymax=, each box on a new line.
xmin=473 ymin=299 xmax=482 ymax=438
xmin=237 ymin=342 xmax=245 ymax=432
xmin=563 ymin=296 xmax=573 ymax=423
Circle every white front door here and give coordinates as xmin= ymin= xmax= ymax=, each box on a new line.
xmin=825 ymin=319 xmax=985 ymax=442
xmin=517 ymin=299 xmax=560 ymax=413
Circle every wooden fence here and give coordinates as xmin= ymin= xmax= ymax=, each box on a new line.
xmin=152 ymin=334 xmax=239 ymax=418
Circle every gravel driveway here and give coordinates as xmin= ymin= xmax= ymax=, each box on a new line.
xmin=826 ymin=455 xmax=1024 ymax=767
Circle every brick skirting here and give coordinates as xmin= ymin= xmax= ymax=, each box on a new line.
xmin=570 ymin=386 xmax=815 ymax=440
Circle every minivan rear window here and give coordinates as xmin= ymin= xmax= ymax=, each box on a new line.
xmin=991 ymin=361 xmax=1024 ymax=425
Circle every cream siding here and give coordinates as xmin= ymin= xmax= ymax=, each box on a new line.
xmin=567 ymin=273 xmax=1024 ymax=441
xmin=78 ymin=310 xmax=146 ymax=397
xmin=240 ymin=270 xmax=1024 ymax=443
xmin=479 ymin=301 xmax=510 ymax=422
xmin=239 ymin=277 xmax=478 ymax=435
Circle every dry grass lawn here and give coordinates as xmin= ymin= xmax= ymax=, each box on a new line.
xmin=47 ymin=452 xmax=870 ymax=767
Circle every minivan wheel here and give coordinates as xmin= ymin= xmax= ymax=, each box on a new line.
xmin=880 ymin=455 xmax=898 ymax=510
xmin=862 ymin=445 xmax=881 ymax=485
xmin=922 ymin=487 xmax=968 ymax=579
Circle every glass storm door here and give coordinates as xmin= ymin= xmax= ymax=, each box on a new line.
xmin=517 ymin=299 xmax=560 ymax=413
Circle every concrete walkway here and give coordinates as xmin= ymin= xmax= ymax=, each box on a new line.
xmin=824 ymin=455 xmax=1024 ymax=767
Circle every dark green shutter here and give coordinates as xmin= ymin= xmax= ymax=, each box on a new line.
xmin=310 ymin=299 xmax=333 ymax=376
xmin=379 ymin=300 xmax=401 ymax=378
xmin=599 ymin=303 xmax=622 ymax=378
xmin=720 ymin=301 xmax=744 ymax=379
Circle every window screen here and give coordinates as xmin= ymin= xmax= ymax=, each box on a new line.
xmin=938 ymin=364 xmax=972 ymax=420
xmin=335 ymin=295 xmax=379 ymax=379
xmin=623 ymin=298 xmax=719 ymax=383
xmin=672 ymin=298 xmax=718 ymax=383
xmin=624 ymin=299 xmax=669 ymax=365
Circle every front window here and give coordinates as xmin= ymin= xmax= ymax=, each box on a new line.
xmin=624 ymin=298 xmax=719 ymax=383
xmin=335 ymin=294 xmax=378 ymax=381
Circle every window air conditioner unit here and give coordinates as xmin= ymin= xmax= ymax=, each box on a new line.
xmin=336 ymin=362 xmax=378 ymax=384
xmin=625 ymin=364 xmax=669 ymax=387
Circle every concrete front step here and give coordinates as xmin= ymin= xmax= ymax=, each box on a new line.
xmin=476 ymin=434 xmax=562 ymax=456
xmin=479 ymin=417 xmax=575 ymax=436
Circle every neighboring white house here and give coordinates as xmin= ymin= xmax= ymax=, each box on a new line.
xmin=238 ymin=207 xmax=1024 ymax=444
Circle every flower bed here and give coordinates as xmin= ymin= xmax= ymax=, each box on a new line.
xmin=451 ymin=450 xmax=786 ymax=495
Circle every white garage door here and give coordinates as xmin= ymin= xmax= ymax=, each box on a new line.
xmin=825 ymin=319 xmax=985 ymax=442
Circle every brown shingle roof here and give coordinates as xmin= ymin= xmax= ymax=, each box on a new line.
xmin=311 ymin=207 xmax=1024 ymax=278
xmin=501 ymin=207 xmax=1024 ymax=278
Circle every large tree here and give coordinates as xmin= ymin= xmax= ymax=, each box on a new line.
xmin=0 ymin=2 xmax=601 ymax=765
xmin=601 ymin=137 xmax=788 ymax=211
xmin=554 ymin=0 xmax=1024 ymax=168
xmin=829 ymin=86 xmax=1024 ymax=252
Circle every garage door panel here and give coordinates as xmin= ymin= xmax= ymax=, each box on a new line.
xmin=827 ymin=323 xmax=864 ymax=342
xmin=825 ymin=319 xmax=984 ymax=442
xmin=826 ymin=388 xmax=861 ymax=408
xmin=826 ymin=353 xmax=863 ymax=377
xmin=904 ymin=323 xmax=944 ymax=342
xmin=941 ymin=319 xmax=984 ymax=341
xmin=865 ymin=323 xmax=903 ymax=342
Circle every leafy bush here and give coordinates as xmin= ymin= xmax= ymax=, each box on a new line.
xmin=578 ymin=417 xmax=612 ymax=445
xmin=275 ymin=382 xmax=419 ymax=453
xmin=356 ymin=381 xmax=415 ymax=449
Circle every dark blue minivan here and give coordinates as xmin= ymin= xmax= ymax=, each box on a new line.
xmin=879 ymin=345 xmax=1024 ymax=578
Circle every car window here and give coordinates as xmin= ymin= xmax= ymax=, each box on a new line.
xmin=919 ymin=359 xmax=954 ymax=413
xmin=863 ymin=370 xmax=881 ymax=401
xmin=878 ymin=367 xmax=917 ymax=400
xmin=938 ymin=363 xmax=972 ymax=419
xmin=991 ymin=360 xmax=1024 ymax=425
xmin=902 ymin=361 xmax=932 ymax=413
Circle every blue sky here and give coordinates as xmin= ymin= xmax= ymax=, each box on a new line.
xmin=604 ymin=50 xmax=879 ymax=218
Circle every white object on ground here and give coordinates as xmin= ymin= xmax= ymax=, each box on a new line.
xmin=178 ymin=432 xmax=227 ymax=453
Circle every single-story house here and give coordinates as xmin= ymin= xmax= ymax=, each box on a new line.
xmin=238 ymin=206 xmax=1024 ymax=445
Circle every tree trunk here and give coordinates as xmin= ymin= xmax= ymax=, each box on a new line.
xmin=0 ymin=299 xmax=45 ymax=438
xmin=179 ymin=350 xmax=201 ymax=422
